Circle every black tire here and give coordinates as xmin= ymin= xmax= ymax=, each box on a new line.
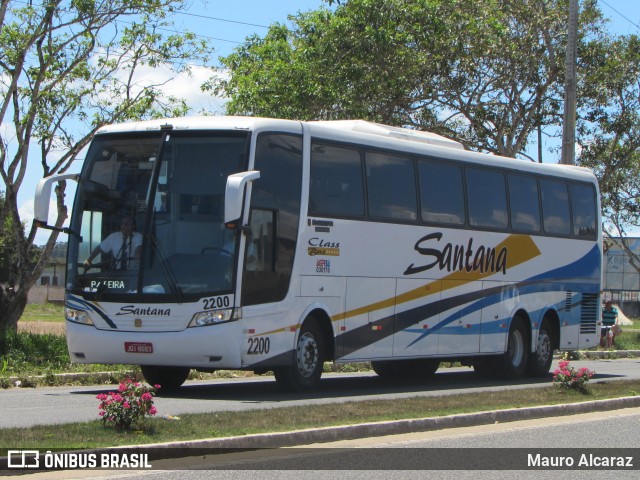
xmin=274 ymin=319 xmax=325 ymax=392
xmin=140 ymin=365 xmax=190 ymax=391
xmin=494 ymin=315 xmax=529 ymax=379
xmin=526 ymin=319 xmax=554 ymax=377
xmin=372 ymin=359 xmax=440 ymax=379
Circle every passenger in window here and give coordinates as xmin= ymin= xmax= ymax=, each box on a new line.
xmin=83 ymin=216 xmax=142 ymax=271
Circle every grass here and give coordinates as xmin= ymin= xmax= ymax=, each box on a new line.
xmin=19 ymin=303 xmax=65 ymax=323
xmin=613 ymin=317 xmax=640 ymax=350
xmin=1 ymin=378 xmax=638 ymax=453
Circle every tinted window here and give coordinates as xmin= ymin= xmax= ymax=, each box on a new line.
xmin=243 ymin=133 xmax=303 ymax=305
xmin=419 ymin=161 xmax=465 ymax=225
xmin=570 ymin=183 xmax=597 ymax=238
xmin=541 ymin=179 xmax=571 ymax=235
xmin=366 ymin=152 xmax=417 ymax=221
xmin=310 ymin=144 xmax=364 ymax=217
xmin=466 ymin=168 xmax=508 ymax=229
xmin=508 ymin=174 xmax=541 ymax=233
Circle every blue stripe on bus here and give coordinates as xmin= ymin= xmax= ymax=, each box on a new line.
xmin=66 ymin=294 xmax=118 ymax=329
xmin=400 ymin=246 xmax=601 ymax=348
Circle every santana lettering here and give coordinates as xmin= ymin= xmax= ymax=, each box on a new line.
xmin=116 ymin=305 xmax=171 ymax=316
xmin=404 ymin=232 xmax=507 ymax=276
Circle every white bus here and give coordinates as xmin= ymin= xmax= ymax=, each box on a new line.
xmin=34 ymin=117 xmax=602 ymax=391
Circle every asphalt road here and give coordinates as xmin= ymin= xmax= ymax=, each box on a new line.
xmin=16 ymin=407 xmax=640 ymax=479
xmin=1 ymin=357 xmax=640 ymax=429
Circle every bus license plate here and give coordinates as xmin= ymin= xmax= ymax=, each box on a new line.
xmin=124 ymin=342 xmax=153 ymax=354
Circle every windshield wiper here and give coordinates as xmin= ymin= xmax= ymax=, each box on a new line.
xmin=146 ymin=231 xmax=183 ymax=303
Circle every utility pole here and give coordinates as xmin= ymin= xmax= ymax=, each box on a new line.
xmin=561 ymin=0 xmax=579 ymax=165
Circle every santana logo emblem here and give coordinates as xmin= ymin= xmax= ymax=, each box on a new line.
xmin=134 ymin=319 xmax=142 ymax=328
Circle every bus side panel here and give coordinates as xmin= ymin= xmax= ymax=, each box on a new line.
xmin=479 ymin=281 xmax=511 ymax=353
xmin=392 ymin=278 xmax=440 ymax=358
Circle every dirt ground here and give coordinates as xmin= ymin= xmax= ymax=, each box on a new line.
xmin=17 ymin=321 xmax=66 ymax=336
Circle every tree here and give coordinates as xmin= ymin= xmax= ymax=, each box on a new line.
xmin=0 ymin=0 xmax=210 ymax=343
xmin=577 ymin=34 xmax=640 ymax=271
xmin=212 ymin=0 xmax=608 ymax=158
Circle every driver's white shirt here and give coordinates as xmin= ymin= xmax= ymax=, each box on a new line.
xmin=99 ymin=231 xmax=142 ymax=268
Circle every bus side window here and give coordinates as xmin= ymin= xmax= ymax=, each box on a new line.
xmin=466 ymin=168 xmax=508 ymax=229
xmin=366 ymin=152 xmax=417 ymax=222
xmin=541 ymin=179 xmax=571 ymax=236
xmin=570 ymin=183 xmax=597 ymax=239
xmin=508 ymin=174 xmax=541 ymax=233
xmin=243 ymin=133 xmax=303 ymax=306
xmin=309 ymin=144 xmax=364 ymax=217
xmin=419 ymin=160 xmax=465 ymax=225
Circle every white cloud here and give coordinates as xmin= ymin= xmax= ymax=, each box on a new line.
xmin=107 ymin=62 xmax=227 ymax=115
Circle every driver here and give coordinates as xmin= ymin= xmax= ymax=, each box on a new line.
xmin=84 ymin=216 xmax=142 ymax=270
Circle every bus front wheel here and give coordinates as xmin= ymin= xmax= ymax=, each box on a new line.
xmin=274 ymin=319 xmax=325 ymax=392
xmin=140 ymin=365 xmax=190 ymax=391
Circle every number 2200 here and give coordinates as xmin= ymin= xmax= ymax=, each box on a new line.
xmin=247 ymin=337 xmax=270 ymax=355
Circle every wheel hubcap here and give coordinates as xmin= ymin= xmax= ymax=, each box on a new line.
xmin=537 ymin=332 xmax=551 ymax=362
xmin=509 ymin=330 xmax=525 ymax=366
xmin=297 ymin=333 xmax=318 ymax=378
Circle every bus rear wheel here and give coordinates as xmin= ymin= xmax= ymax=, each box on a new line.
xmin=274 ymin=319 xmax=325 ymax=392
xmin=140 ymin=365 xmax=190 ymax=391
xmin=526 ymin=319 xmax=554 ymax=377
xmin=494 ymin=316 xmax=529 ymax=379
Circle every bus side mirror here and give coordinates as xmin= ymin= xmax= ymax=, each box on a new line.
xmin=33 ymin=173 xmax=80 ymax=238
xmin=34 ymin=173 xmax=80 ymax=226
xmin=224 ymin=171 xmax=260 ymax=225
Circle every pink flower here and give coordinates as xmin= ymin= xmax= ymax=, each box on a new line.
xmin=149 ymin=406 xmax=157 ymax=415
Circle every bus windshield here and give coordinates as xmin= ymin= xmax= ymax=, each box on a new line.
xmin=67 ymin=130 xmax=250 ymax=300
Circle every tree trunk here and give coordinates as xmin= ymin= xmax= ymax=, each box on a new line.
xmin=0 ymin=286 xmax=27 ymax=355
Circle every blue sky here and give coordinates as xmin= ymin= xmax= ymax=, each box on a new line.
xmin=17 ymin=0 xmax=640 ymax=243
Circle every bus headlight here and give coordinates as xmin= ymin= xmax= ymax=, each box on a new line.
xmin=189 ymin=308 xmax=237 ymax=327
xmin=65 ymin=307 xmax=94 ymax=326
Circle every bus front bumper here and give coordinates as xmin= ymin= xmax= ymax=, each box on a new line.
xmin=65 ymin=320 xmax=243 ymax=369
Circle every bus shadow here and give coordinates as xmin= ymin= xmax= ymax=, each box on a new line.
xmin=73 ymin=368 xmax=627 ymax=403
xmin=72 ymin=370 xmax=622 ymax=403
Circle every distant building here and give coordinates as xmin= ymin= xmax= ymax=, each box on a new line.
xmin=37 ymin=261 xmax=65 ymax=286
xmin=28 ymin=243 xmax=67 ymax=304
xmin=603 ymin=237 xmax=640 ymax=317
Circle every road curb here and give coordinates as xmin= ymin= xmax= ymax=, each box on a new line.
xmin=116 ymin=395 xmax=640 ymax=459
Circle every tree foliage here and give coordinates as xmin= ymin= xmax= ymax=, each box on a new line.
xmin=213 ymin=0 xmax=607 ymax=158
xmin=0 ymin=0 xmax=210 ymax=338
xmin=214 ymin=0 xmax=640 ymax=271
xmin=577 ymin=33 xmax=640 ymax=270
